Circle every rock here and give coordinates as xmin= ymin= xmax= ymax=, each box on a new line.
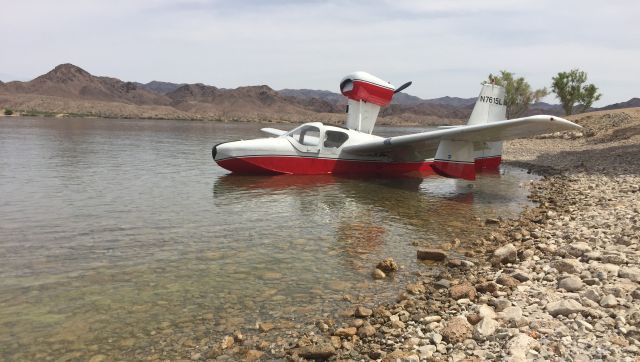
xmin=377 ymin=258 xmax=399 ymax=273
xmin=558 ymin=276 xmax=584 ymax=292
xmin=498 ymin=306 xmax=523 ymax=325
xmin=473 ymin=317 xmax=499 ymax=340
xmin=511 ymin=271 xmax=530 ymax=282
xmin=406 ymin=282 xmax=426 ymax=294
xmin=441 ymin=316 xmax=472 ymax=344
xmin=372 ymin=268 xmax=386 ymax=279
xmin=381 ymin=350 xmax=419 ymax=362
xmin=417 ymin=345 xmax=436 ymax=359
xmin=358 ymin=323 xmax=376 ymax=338
xmin=485 ymin=218 xmax=500 ymax=225
xmin=416 ymin=249 xmax=447 ymax=261
xmin=354 ymin=306 xmax=373 ymax=318
xmin=258 ymin=322 xmax=274 ymax=332
xmin=476 ymin=281 xmax=498 ymax=294
xmin=221 ymin=335 xmax=234 ymax=349
xmin=466 ymin=313 xmax=482 ymax=325
xmin=434 ymin=279 xmax=451 ymax=289
xmin=507 ymin=333 xmax=539 ymax=361
xmin=245 ymin=350 xmax=264 ymax=361
xmin=297 ymin=343 xmax=336 ymax=360
xmin=88 ymin=355 xmax=107 ymax=362
xmin=565 ymin=242 xmax=592 ymax=257
xmin=450 ymin=282 xmax=477 ymax=300
xmin=619 ymin=267 xmax=640 ymax=282
xmin=334 ymin=327 xmax=357 ymax=337
xmin=477 ymin=304 xmax=497 ymax=320
xmin=492 ymin=243 xmax=517 ymax=265
xmin=552 ymin=259 xmax=582 ymax=274
xmin=600 ymin=294 xmax=618 ymax=308
xmin=583 ymin=288 xmax=601 ymax=302
xmin=632 ymin=289 xmax=640 ymax=300
xmin=496 ymin=274 xmax=520 ymax=288
xmin=390 ymin=320 xmax=405 ymax=329
xmin=546 ymin=299 xmax=584 ymax=317
xmin=492 ymin=298 xmax=512 ymax=312
xmin=330 ymin=336 xmax=341 ymax=349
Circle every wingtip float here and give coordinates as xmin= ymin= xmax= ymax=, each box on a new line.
xmin=212 ymin=71 xmax=580 ymax=180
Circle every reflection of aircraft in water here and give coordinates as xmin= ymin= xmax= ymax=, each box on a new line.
xmin=212 ymin=71 xmax=580 ymax=180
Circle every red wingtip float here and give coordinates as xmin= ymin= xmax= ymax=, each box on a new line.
xmin=213 ymin=71 xmax=581 ymax=179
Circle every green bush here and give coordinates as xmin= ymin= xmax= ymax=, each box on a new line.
xmin=3 ymin=108 xmax=13 ymax=115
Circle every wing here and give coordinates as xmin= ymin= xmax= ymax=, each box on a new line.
xmin=260 ymin=128 xmax=288 ymax=137
xmin=342 ymin=115 xmax=581 ymax=159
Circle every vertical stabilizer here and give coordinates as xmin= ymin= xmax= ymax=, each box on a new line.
xmin=340 ymin=71 xmax=395 ymax=134
xmin=467 ymin=84 xmax=506 ymax=125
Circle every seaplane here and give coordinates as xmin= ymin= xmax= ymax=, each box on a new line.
xmin=212 ymin=72 xmax=580 ymax=180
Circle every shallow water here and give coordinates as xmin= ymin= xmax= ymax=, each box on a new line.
xmin=0 ymin=117 xmax=538 ymax=360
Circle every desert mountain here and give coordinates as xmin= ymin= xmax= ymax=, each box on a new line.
xmin=0 ymin=63 xmax=636 ymax=125
xmin=135 ymin=81 xmax=185 ymax=94
xmin=599 ymin=98 xmax=640 ymax=111
xmin=0 ymin=64 xmax=169 ymax=105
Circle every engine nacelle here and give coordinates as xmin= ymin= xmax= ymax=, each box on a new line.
xmin=340 ymin=71 xmax=395 ymax=107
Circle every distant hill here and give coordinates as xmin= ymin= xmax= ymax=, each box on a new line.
xmin=135 ymin=80 xmax=185 ymax=94
xmin=599 ymin=98 xmax=640 ymax=111
xmin=0 ymin=64 xmax=169 ymax=106
xmin=0 ymin=63 xmax=637 ymax=125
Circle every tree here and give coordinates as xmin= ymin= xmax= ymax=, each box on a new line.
xmin=551 ymin=69 xmax=601 ymax=115
xmin=3 ymin=108 xmax=13 ymax=116
xmin=484 ymin=71 xmax=548 ymax=119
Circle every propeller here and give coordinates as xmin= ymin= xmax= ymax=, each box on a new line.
xmin=394 ymin=81 xmax=412 ymax=94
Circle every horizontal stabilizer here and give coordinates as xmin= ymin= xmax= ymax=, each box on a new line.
xmin=432 ymin=140 xmax=475 ymax=180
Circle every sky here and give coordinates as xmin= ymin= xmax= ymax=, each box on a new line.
xmin=1 ymin=0 xmax=638 ymax=105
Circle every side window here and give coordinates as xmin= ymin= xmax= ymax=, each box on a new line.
xmin=290 ymin=126 xmax=320 ymax=146
xmin=324 ymin=130 xmax=349 ymax=148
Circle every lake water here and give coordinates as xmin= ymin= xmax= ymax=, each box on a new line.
xmin=0 ymin=117 xmax=538 ymax=360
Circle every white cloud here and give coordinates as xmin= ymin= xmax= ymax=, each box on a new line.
xmin=1 ymin=0 xmax=638 ymax=104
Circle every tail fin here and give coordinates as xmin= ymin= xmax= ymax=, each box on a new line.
xmin=467 ymin=83 xmax=506 ymax=125
xmin=468 ymin=83 xmax=506 ymax=170
xmin=340 ymin=72 xmax=395 ymax=134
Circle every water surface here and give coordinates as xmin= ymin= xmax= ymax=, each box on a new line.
xmin=0 ymin=117 xmax=537 ymax=360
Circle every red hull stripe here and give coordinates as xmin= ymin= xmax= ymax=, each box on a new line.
xmin=216 ymin=155 xmax=503 ymax=177
xmin=432 ymin=161 xmax=476 ymax=181
xmin=474 ymin=156 xmax=502 ymax=171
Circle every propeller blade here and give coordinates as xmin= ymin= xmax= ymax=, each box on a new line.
xmin=394 ymin=81 xmax=412 ymax=94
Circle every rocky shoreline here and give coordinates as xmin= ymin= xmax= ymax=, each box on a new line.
xmin=143 ymin=108 xmax=640 ymax=362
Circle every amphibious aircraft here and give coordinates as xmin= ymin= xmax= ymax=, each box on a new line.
xmin=212 ymin=72 xmax=580 ymax=180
